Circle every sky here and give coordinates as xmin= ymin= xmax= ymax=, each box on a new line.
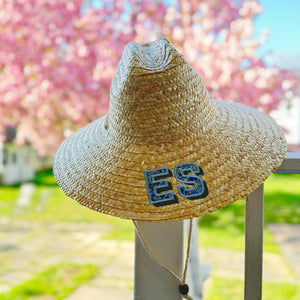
xmin=89 ymin=0 xmax=300 ymax=60
xmin=254 ymin=0 xmax=300 ymax=65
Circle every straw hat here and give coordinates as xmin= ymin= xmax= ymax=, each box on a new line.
xmin=53 ymin=37 xmax=287 ymax=222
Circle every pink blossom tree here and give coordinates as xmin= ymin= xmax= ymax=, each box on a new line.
xmin=0 ymin=0 xmax=297 ymax=154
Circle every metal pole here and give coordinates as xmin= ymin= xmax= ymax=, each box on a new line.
xmin=244 ymin=184 xmax=264 ymax=300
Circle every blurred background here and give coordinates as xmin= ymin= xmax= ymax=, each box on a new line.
xmin=0 ymin=0 xmax=299 ymax=299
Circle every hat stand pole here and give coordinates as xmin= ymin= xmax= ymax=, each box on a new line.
xmin=134 ymin=220 xmax=184 ymax=300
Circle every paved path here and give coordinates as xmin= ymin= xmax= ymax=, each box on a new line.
xmin=267 ymin=223 xmax=300 ymax=282
xmin=0 ymin=218 xmax=299 ymax=299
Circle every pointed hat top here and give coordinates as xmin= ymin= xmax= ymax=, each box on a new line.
xmin=108 ymin=37 xmax=213 ymax=143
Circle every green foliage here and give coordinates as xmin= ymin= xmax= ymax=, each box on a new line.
xmin=205 ymin=276 xmax=300 ymax=300
xmin=0 ymin=263 xmax=99 ymax=300
xmin=31 ymin=169 xmax=58 ymax=186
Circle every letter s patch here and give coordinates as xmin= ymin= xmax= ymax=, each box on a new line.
xmin=174 ymin=162 xmax=208 ymax=200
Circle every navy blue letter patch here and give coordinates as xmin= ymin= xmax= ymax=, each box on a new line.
xmin=144 ymin=162 xmax=208 ymax=207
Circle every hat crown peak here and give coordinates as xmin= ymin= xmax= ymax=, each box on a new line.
xmin=125 ymin=37 xmax=176 ymax=71
xmin=108 ymin=38 xmax=212 ymax=143
xmin=111 ymin=37 xmax=181 ymax=96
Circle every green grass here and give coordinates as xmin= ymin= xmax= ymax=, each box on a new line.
xmin=0 ymin=185 xmax=20 ymax=215
xmin=0 ymin=171 xmax=299 ymax=249
xmin=264 ymin=174 xmax=300 ymax=224
xmin=205 ymin=276 xmax=300 ymax=300
xmin=0 ymin=169 xmax=135 ymax=239
xmin=0 ymin=170 xmax=299 ymax=298
xmin=197 ymin=198 xmax=281 ymax=252
xmin=196 ymin=173 xmax=300 ymax=251
xmin=198 ymin=224 xmax=279 ymax=252
xmin=0 ymin=263 xmax=99 ymax=300
xmin=198 ymin=174 xmax=300 ymax=228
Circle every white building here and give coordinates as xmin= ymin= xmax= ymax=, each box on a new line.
xmin=271 ymin=96 xmax=300 ymax=149
xmin=0 ymin=127 xmax=53 ymax=185
xmin=0 ymin=143 xmax=36 ymax=185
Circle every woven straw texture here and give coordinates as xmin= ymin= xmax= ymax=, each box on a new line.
xmin=53 ymin=37 xmax=287 ymax=222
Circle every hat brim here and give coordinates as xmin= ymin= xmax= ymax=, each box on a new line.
xmin=53 ymin=99 xmax=286 ymax=221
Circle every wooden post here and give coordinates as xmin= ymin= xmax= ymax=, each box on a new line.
xmin=244 ymin=184 xmax=264 ymax=300
xmin=134 ymin=220 xmax=184 ymax=300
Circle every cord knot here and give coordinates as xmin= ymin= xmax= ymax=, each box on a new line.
xmin=179 ymin=283 xmax=189 ymax=295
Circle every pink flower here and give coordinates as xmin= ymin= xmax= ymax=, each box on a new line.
xmin=0 ymin=0 xmax=297 ymax=154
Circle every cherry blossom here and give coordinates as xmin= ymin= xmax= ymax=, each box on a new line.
xmin=0 ymin=0 xmax=297 ymax=154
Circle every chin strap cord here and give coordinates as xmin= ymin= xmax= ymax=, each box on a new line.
xmin=133 ymin=219 xmax=194 ymax=300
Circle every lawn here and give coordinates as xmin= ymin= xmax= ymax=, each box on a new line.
xmin=0 ymin=170 xmax=299 ymax=299
xmin=205 ymin=276 xmax=300 ymax=300
xmin=0 ymin=263 xmax=99 ymax=300
xmin=0 ymin=170 xmax=300 ymax=247
xmin=1 ymin=171 xmax=299 ymax=249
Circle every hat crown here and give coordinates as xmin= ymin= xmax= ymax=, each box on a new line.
xmin=107 ymin=37 xmax=213 ymax=144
